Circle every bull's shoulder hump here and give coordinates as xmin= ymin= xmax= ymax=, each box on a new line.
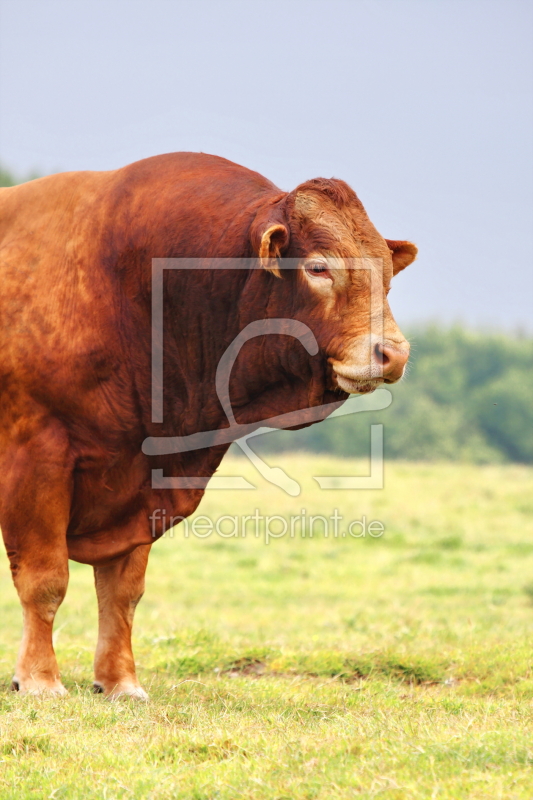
xmin=116 ymin=152 xmax=281 ymax=194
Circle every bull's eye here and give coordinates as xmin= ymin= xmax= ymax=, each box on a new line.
xmin=305 ymin=261 xmax=329 ymax=277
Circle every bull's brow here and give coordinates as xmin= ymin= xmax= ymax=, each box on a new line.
xmin=307 ymin=226 xmax=344 ymax=252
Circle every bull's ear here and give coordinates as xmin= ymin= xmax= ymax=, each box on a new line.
xmin=385 ymin=239 xmax=418 ymax=276
xmin=250 ymin=204 xmax=290 ymax=278
xmin=257 ymin=224 xmax=289 ymax=278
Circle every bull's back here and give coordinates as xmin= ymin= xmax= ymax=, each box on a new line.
xmin=0 ymin=172 xmax=127 ymax=404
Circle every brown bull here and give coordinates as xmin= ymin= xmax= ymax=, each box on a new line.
xmin=0 ymin=153 xmax=416 ymax=698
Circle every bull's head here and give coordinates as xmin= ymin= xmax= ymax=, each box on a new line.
xmin=249 ymin=178 xmax=417 ymax=398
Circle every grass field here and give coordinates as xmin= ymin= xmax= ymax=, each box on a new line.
xmin=1 ymin=455 xmax=533 ymax=799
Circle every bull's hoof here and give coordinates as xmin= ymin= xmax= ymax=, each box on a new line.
xmin=94 ymin=680 xmax=148 ymax=701
xmin=111 ymin=685 xmax=149 ymax=702
xmin=11 ymin=675 xmax=68 ymax=696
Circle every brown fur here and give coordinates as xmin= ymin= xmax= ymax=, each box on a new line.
xmin=0 ymin=152 xmax=416 ymax=696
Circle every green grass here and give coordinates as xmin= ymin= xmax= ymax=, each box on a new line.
xmin=1 ymin=456 xmax=533 ymax=798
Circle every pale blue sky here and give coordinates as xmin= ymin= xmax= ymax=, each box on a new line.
xmin=1 ymin=0 xmax=531 ymax=329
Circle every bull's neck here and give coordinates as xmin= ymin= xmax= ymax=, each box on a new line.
xmin=158 ymin=267 xmax=253 ymax=438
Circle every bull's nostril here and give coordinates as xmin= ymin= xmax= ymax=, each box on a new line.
xmin=374 ymin=343 xmax=390 ymax=366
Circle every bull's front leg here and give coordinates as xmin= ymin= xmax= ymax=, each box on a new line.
xmin=11 ymin=549 xmax=69 ymax=695
xmin=1 ymin=422 xmax=71 ymax=695
xmin=93 ymin=543 xmax=150 ymax=700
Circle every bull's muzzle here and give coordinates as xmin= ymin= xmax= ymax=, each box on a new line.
xmin=330 ymin=338 xmax=410 ymax=394
xmin=374 ymin=341 xmax=410 ymax=383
